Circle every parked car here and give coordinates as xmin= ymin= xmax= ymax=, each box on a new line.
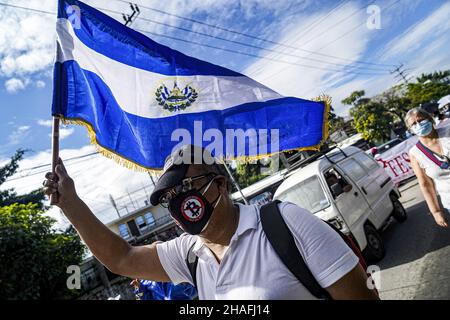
xmin=273 ymin=146 xmax=407 ymax=262
xmin=374 ymin=138 xmax=404 ymax=155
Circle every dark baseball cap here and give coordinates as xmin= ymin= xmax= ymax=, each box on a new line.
xmin=150 ymin=144 xmax=216 ymax=206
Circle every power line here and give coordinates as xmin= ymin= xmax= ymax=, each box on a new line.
xmin=91 ymin=3 xmax=390 ymax=72
xmin=299 ymin=0 xmax=377 ymax=48
xmin=0 ymin=1 xmax=388 ymax=76
xmin=4 ymin=152 xmax=100 ymax=182
xmin=390 ymin=63 xmax=411 ymax=84
xmin=269 ymin=0 xmax=402 ymax=95
xmin=113 ymin=0 xmax=396 ymax=68
xmin=100 ymin=7 xmax=390 ymax=74
xmin=0 ymin=2 xmax=54 ymax=15
xmin=136 ymin=28 xmax=387 ymax=75
xmin=293 ymin=0 xmax=351 ymax=43
xmin=116 ymin=9 xmax=390 ymax=72
xmin=122 ymin=2 xmax=140 ymax=26
xmin=14 ymin=152 xmax=99 ymax=174
xmin=247 ymin=0 xmax=371 ymax=77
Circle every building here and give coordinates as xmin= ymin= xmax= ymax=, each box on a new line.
xmin=78 ymin=203 xmax=183 ymax=300
xmin=106 ymin=203 xmax=182 ymax=245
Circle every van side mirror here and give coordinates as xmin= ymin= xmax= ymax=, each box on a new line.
xmin=331 ymin=183 xmax=343 ymax=197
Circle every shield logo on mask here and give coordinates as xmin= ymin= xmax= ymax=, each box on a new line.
xmin=181 ymin=195 xmax=205 ymax=222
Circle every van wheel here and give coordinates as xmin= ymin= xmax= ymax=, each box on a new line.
xmin=392 ymin=198 xmax=407 ymax=223
xmin=363 ymin=224 xmax=385 ymax=262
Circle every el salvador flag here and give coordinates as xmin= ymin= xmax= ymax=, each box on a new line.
xmin=53 ymin=0 xmax=329 ymax=170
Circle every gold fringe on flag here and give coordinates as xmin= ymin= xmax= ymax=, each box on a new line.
xmin=55 ymin=96 xmax=331 ymax=172
xmin=57 ymin=115 xmax=161 ymax=173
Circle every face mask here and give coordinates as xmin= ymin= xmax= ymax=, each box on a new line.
xmin=412 ymin=119 xmax=433 ymax=137
xmin=168 ymin=177 xmax=222 ymax=235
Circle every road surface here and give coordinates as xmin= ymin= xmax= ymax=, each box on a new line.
xmin=378 ymin=178 xmax=450 ymax=300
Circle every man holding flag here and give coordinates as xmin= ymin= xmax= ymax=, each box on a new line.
xmin=44 ymin=145 xmax=377 ymax=300
xmin=44 ymin=0 xmax=378 ymax=299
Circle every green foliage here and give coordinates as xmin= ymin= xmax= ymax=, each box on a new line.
xmin=415 ymin=70 xmax=450 ymax=84
xmin=344 ymin=89 xmax=395 ymax=144
xmin=329 ymin=114 xmax=346 ymax=132
xmin=374 ymin=88 xmax=412 ymax=121
xmin=233 ymin=162 xmax=265 ymax=189
xmin=0 ymin=203 xmax=85 ymax=300
xmin=327 ymin=106 xmax=344 ymax=133
xmin=406 ymin=80 xmax=450 ymax=107
xmin=0 ymin=150 xmax=45 ymax=209
xmin=341 ymin=69 xmax=450 ymax=144
xmin=0 ymin=149 xmax=26 ymax=184
xmin=341 ymin=90 xmax=369 ymax=107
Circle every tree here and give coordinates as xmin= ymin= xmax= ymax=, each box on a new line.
xmin=341 ymin=90 xmax=370 ymax=107
xmin=342 ymin=91 xmax=394 ymax=143
xmin=0 ymin=149 xmax=45 ymax=210
xmin=349 ymin=101 xmax=394 ymax=143
xmin=406 ymin=70 xmax=450 ymax=107
xmin=416 ymin=70 xmax=450 ymax=84
xmin=340 ymin=70 xmax=450 ymax=143
xmin=233 ymin=162 xmax=265 ymax=189
xmin=0 ymin=203 xmax=85 ymax=300
xmin=374 ymin=87 xmax=412 ymax=122
xmin=328 ymin=105 xmax=346 ymax=133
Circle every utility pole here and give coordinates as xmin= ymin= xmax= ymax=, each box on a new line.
xmin=221 ymin=161 xmax=249 ymax=205
xmin=391 ymin=64 xmax=410 ymax=85
xmin=148 ymin=172 xmax=156 ymax=187
xmin=122 ymin=3 xmax=140 ymax=26
xmin=109 ymin=194 xmax=121 ymax=218
xmin=127 ymin=189 xmax=138 ymax=210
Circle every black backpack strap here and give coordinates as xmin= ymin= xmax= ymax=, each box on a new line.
xmin=260 ymin=200 xmax=330 ymax=299
xmin=186 ymin=242 xmax=199 ymax=289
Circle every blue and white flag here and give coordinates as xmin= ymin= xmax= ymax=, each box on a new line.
xmin=53 ymin=0 xmax=329 ymax=170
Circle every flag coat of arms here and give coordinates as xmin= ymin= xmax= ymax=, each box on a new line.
xmin=53 ymin=0 xmax=329 ymax=170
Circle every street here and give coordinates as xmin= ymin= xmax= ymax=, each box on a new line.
xmin=378 ymin=178 xmax=450 ymax=299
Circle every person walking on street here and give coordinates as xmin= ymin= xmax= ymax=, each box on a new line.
xmin=406 ymin=108 xmax=450 ymax=228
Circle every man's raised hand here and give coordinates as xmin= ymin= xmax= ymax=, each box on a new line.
xmin=43 ymin=158 xmax=78 ymax=209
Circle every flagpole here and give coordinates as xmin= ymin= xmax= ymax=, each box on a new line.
xmin=50 ymin=116 xmax=60 ymax=205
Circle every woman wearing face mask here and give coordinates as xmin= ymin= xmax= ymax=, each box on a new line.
xmin=406 ymin=107 xmax=450 ymax=228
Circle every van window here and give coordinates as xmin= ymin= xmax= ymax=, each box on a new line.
xmin=324 ymin=168 xmax=351 ymax=199
xmin=276 ymin=176 xmax=330 ymax=213
xmin=354 ymin=152 xmax=379 ymax=171
xmin=339 ymin=158 xmax=367 ymax=181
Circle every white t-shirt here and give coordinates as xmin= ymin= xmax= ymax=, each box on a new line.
xmin=409 ymin=125 xmax=450 ymax=209
xmin=156 ymin=202 xmax=359 ymax=300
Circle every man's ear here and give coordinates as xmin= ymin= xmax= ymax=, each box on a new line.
xmin=215 ymin=175 xmax=228 ymax=193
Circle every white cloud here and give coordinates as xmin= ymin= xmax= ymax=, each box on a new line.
xmin=7 ymin=125 xmax=31 ymax=145
xmin=44 ymin=127 xmax=74 ymax=140
xmin=381 ymin=2 xmax=450 ymax=60
xmin=4 ymin=77 xmax=27 ymax=93
xmin=0 ymin=0 xmax=310 ymax=87
xmin=35 ymin=80 xmax=46 ymax=88
xmin=59 ymin=128 xmax=75 ymax=140
xmin=0 ymin=145 xmax=157 ymax=229
xmin=241 ymin=1 xmax=450 ymax=116
xmin=243 ymin=2 xmax=381 ymax=115
xmin=37 ymin=119 xmax=53 ymax=127
xmin=0 ymin=1 xmax=56 ymax=78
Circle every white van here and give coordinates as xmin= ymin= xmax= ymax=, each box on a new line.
xmin=273 ymin=146 xmax=407 ymax=262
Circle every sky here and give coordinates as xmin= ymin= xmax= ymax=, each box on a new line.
xmin=1 ymin=0 xmax=450 ymax=229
